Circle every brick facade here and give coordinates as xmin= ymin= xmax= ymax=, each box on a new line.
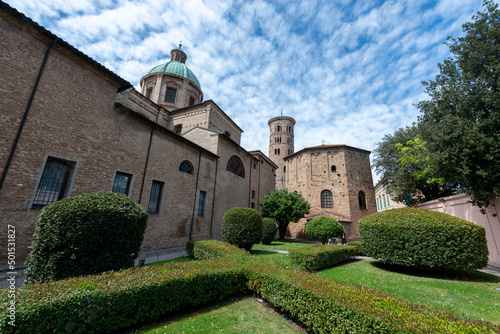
xmin=281 ymin=145 xmax=376 ymax=241
xmin=0 ymin=3 xmax=276 ymax=267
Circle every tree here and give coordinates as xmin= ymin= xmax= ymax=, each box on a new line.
xmin=375 ymin=1 xmax=500 ymax=209
xmin=305 ymin=216 xmax=344 ymax=245
xmin=260 ymin=189 xmax=311 ymax=240
xmin=417 ymin=0 xmax=500 ymax=209
xmin=373 ymin=125 xmax=458 ymax=204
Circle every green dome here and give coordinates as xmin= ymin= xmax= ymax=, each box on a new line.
xmin=148 ymin=61 xmax=201 ymax=88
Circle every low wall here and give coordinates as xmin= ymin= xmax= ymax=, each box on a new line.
xmin=416 ymin=194 xmax=499 ymax=268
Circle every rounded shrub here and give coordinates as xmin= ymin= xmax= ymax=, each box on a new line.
xmin=221 ymin=207 xmax=262 ymax=250
xmin=358 ymin=207 xmax=489 ymax=271
xmin=261 ymin=218 xmax=277 ymax=244
xmin=25 ymin=191 xmax=148 ymax=283
xmin=305 ymin=216 xmax=344 ymax=245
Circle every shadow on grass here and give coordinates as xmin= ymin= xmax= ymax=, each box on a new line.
xmin=368 ymin=260 xmax=500 ymax=283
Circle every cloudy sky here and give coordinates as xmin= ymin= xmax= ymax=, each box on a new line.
xmin=5 ymin=0 xmax=492 ymax=180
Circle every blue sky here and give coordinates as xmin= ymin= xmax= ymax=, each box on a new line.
xmin=5 ymin=0 xmax=493 ymax=181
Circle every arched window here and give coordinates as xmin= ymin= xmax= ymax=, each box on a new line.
xmin=287 ymin=125 xmax=292 ymax=133
xmin=321 ymin=190 xmax=333 ymax=208
xmin=276 ymin=124 xmax=282 ymax=132
xmin=358 ymin=191 xmax=366 ymax=210
xmin=288 ymin=149 xmax=292 ymax=155
xmin=275 ymin=137 xmax=281 ymax=143
xmin=227 ymin=155 xmax=245 ymax=178
xmin=179 ymin=160 xmax=193 ymax=174
xmin=331 ymin=165 xmax=336 ymax=173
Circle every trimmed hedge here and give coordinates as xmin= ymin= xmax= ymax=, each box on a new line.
xmin=221 ymin=207 xmax=263 ymax=250
xmin=186 ymin=239 xmax=249 ymax=260
xmin=289 ymin=245 xmax=359 ymax=271
xmin=359 ymin=207 xmax=489 ymax=271
xmin=0 ymin=260 xmax=247 ymax=334
xmin=25 ymin=191 xmax=148 ymax=283
xmin=1 ymin=251 xmax=499 ymax=333
xmin=305 ymin=216 xmax=344 ymax=244
xmin=246 ymin=261 xmax=499 ymax=333
xmin=261 ymin=218 xmax=277 ymax=244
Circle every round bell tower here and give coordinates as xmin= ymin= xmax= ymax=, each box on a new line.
xmin=268 ymin=115 xmax=295 ymax=190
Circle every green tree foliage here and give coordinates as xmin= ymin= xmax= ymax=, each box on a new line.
xmin=261 ymin=218 xmax=277 ymax=244
xmin=374 ymin=1 xmax=500 ymax=209
xmin=221 ymin=207 xmax=263 ymax=250
xmin=417 ymin=0 xmax=500 ymax=208
xmin=259 ymin=189 xmax=311 ymax=240
xmin=305 ymin=216 xmax=344 ymax=245
xmin=373 ymin=125 xmax=457 ymax=204
xmin=25 ymin=191 xmax=148 ymax=283
xmin=359 ymin=208 xmax=489 ymax=271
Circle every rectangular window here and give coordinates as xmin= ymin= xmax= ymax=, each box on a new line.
xmin=252 ymin=190 xmax=255 ymax=199
xmin=197 ymin=191 xmax=207 ymax=217
xmin=145 ymin=87 xmax=153 ymax=99
xmin=165 ymin=87 xmax=177 ymax=103
xmin=147 ymin=180 xmax=164 ymax=213
xmin=251 ymin=202 xmax=255 ymax=208
xmin=32 ymin=157 xmax=75 ymax=208
xmin=112 ymin=171 xmax=133 ymax=195
xmin=189 ymin=96 xmax=195 ymax=105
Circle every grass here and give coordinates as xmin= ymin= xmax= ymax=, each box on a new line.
xmin=252 ymin=239 xmax=318 ymax=251
xmin=318 ymin=259 xmax=500 ymax=324
xmin=126 ymin=296 xmax=304 ymax=334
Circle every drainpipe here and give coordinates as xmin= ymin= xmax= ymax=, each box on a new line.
xmin=248 ymin=160 xmax=252 ymax=207
xmin=189 ymin=151 xmax=202 ymax=240
xmin=0 ymin=39 xmax=57 ymax=192
xmin=138 ymin=108 xmax=160 ymax=204
xmin=209 ymin=159 xmax=218 ymax=239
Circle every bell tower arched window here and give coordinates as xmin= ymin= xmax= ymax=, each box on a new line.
xmin=276 ymin=124 xmax=282 ymax=132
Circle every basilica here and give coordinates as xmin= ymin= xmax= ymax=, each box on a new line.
xmin=0 ymin=1 xmax=375 ymax=267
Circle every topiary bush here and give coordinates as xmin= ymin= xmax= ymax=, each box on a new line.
xmin=261 ymin=218 xmax=277 ymax=244
xmin=305 ymin=216 xmax=344 ymax=244
xmin=358 ymin=207 xmax=489 ymax=271
xmin=221 ymin=207 xmax=262 ymax=251
xmin=25 ymin=191 xmax=148 ymax=283
xmin=186 ymin=239 xmax=249 ymax=260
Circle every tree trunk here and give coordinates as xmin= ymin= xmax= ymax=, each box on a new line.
xmin=277 ymin=221 xmax=288 ymax=240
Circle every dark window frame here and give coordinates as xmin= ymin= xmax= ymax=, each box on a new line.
xmin=359 ymin=191 xmax=367 ymax=210
xmin=321 ymin=189 xmax=333 ymax=208
xmin=112 ymin=171 xmax=133 ymax=195
xmin=179 ymin=160 xmax=194 ymax=174
xmin=226 ymin=155 xmax=245 ymax=178
xmin=197 ymin=190 xmax=207 ymax=217
xmin=147 ymin=180 xmax=164 ymax=214
xmin=165 ymin=87 xmax=177 ymax=103
xmin=32 ymin=156 xmax=76 ymax=208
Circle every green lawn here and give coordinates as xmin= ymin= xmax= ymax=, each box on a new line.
xmin=252 ymin=239 xmax=318 ymax=251
xmin=318 ymin=259 xmax=500 ymax=324
xmin=128 ymin=296 xmax=304 ymax=334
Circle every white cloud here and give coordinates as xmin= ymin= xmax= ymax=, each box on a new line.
xmin=4 ymin=0 xmax=493 ymax=180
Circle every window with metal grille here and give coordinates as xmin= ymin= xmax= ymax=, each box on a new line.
xmin=189 ymin=96 xmax=195 ymax=105
xmin=226 ymin=155 xmax=245 ymax=178
xmin=112 ymin=171 xmax=132 ymax=195
xmin=197 ymin=190 xmax=207 ymax=216
xmin=179 ymin=160 xmax=193 ymax=174
xmin=359 ymin=191 xmax=367 ymax=210
xmin=32 ymin=157 xmax=74 ymax=208
xmin=321 ymin=190 xmax=333 ymax=208
xmin=165 ymin=87 xmax=177 ymax=103
xmin=147 ymin=180 xmax=164 ymax=213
